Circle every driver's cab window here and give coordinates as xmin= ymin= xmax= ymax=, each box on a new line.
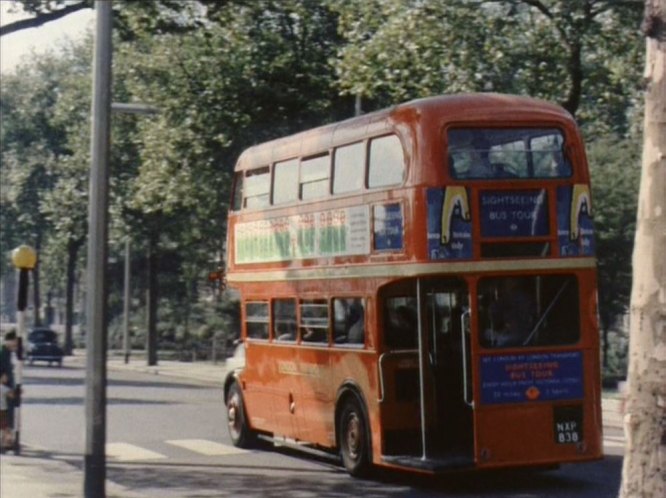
xmin=478 ymin=275 xmax=580 ymax=348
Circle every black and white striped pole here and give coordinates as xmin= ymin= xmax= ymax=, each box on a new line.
xmin=10 ymin=244 xmax=37 ymax=455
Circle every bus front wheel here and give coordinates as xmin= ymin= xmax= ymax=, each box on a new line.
xmin=226 ymin=382 xmax=254 ymax=448
xmin=338 ymin=395 xmax=371 ymax=477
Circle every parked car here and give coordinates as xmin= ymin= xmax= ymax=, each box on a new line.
xmin=27 ymin=328 xmax=64 ymax=367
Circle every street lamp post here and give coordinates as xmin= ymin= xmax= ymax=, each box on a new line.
xmin=85 ymin=1 xmax=112 ymax=496
xmin=10 ymin=244 xmax=37 ymax=455
xmin=110 ymin=105 xmax=158 ymax=367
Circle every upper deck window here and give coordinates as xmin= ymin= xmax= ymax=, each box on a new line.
xmin=231 ymin=172 xmax=243 ymax=211
xmin=300 ymin=154 xmax=330 ymax=200
xmin=368 ymin=135 xmax=405 ymax=188
xmin=244 ymin=167 xmax=270 ymax=209
xmin=448 ymin=128 xmax=572 ymax=180
xmin=273 ymin=159 xmax=299 ymax=205
xmin=333 ymin=142 xmax=365 ymax=194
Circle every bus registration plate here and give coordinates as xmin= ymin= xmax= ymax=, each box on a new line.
xmin=553 ymin=405 xmax=583 ymax=444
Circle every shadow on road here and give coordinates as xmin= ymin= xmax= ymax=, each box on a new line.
xmin=14 ymin=446 xmax=623 ymax=498
xmin=24 ymin=374 xmax=209 ymax=391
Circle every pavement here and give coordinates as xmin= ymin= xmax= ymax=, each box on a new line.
xmin=0 ymin=351 xmax=626 ymax=498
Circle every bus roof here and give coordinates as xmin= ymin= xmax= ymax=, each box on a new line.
xmin=234 ymin=93 xmax=573 ymax=172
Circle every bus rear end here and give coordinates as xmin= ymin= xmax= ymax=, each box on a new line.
xmin=378 ymin=105 xmax=602 ymax=472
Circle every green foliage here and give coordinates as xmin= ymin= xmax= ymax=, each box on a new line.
xmin=332 ymin=0 xmax=643 ymax=135
xmin=588 ymin=137 xmax=641 ymax=335
xmin=0 ymin=0 xmax=644 ymax=357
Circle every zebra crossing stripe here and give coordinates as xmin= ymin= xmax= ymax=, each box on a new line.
xmin=165 ymin=439 xmax=249 ymax=456
xmin=106 ymin=442 xmax=167 ymax=462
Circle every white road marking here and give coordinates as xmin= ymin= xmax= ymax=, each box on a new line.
xmin=604 ymin=440 xmax=626 ymax=449
xmin=165 ymin=439 xmax=249 ymax=456
xmin=106 ymin=442 xmax=167 ymax=462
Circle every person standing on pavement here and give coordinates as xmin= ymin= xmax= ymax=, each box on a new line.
xmin=0 ymin=372 xmax=15 ymax=450
xmin=0 ymin=331 xmax=18 ymax=444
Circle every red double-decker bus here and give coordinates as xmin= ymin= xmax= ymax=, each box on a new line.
xmin=222 ymin=94 xmax=601 ymax=476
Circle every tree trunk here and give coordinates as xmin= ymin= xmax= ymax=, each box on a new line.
xmin=64 ymin=238 xmax=82 ymax=356
xmin=618 ymin=2 xmax=666 ymax=497
xmin=146 ymin=237 xmax=158 ymax=366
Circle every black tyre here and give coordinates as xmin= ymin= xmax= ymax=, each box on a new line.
xmin=226 ymin=382 xmax=255 ymax=448
xmin=338 ymin=394 xmax=371 ymax=477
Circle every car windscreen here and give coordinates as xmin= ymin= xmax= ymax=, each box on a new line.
xmin=29 ymin=330 xmax=57 ymax=343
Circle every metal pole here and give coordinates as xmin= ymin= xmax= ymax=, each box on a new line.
xmin=84 ymin=1 xmax=112 ymax=496
xmin=416 ymin=279 xmax=428 ymax=460
xmin=12 ymin=269 xmax=29 ymax=455
xmin=123 ymin=238 xmax=130 ymax=363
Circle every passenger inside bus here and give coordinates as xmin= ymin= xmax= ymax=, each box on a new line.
xmin=386 ymin=302 xmax=418 ymax=349
xmin=466 ymin=137 xmax=494 ymax=178
xmin=347 ymin=302 xmax=365 ymax=345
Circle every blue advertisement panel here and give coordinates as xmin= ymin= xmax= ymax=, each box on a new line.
xmin=427 ymin=187 xmax=472 ymax=260
xmin=557 ymin=185 xmax=595 ymax=257
xmin=373 ymin=203 xmax=404 ymax=251
xmin=479 ymin=190 xmax=549 ymax=238
xmin=480 ymin=351 xmax=584 ymax=405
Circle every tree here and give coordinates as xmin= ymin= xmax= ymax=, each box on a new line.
xmin=587 ymin=139 xmax=640 ymax=370
xmin=332 ymin=0 xmax=643 ymax=134
xmin=618 ymin=0 xmax=666 ymax=497
xmin=0 ymin=0 xmax=91 ymax=37
xmin=0 ymin=0 xmax=198 ymax=37
xmin=110 ymin=0 xmax=350 ymax=362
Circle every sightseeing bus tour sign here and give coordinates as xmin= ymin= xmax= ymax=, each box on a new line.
xmin=234 ymin=206 xmax=371 ymax=264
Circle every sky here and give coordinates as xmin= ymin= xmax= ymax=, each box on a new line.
xmin=0 ymin=2 xmax=95 ymax=74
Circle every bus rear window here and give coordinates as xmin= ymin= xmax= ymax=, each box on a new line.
xmin=477 ymin=275 xmax=579 ymax=348
xmin=447 ymin=128 xmax=572 ymax=179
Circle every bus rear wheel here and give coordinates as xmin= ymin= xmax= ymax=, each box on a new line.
xmin=339 ymin=395 xmax=371 ymax=477
xmin=226 ymin=382 xmax=254 ymax=448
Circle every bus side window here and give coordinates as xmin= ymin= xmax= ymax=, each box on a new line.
xmin=333 ymin=298 xmax=365 ymax=346
xmin=300 ymin=299 xmax=329 ymax=343
xmin=300 ymin=154 xmax=330 ymax=201
xmin=244 ymin=167 xmax=270 ymax=209
xmin=273 ymin=298 xmax=297 ymax=342
xmin=231 ymin=172 xmax=243 ymax=211
xmin=368 ymin=135 xmax=405 ymax=188
xmin=245 ymin=301 xmax=269 ymax=340
xmin=273 ymin=159 xmax=299 ymax=205
xmin=333 ymin=142 xmax=365 ymax=194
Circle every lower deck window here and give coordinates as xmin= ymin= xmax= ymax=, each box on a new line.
xmin=333 ymin=298 xmax=365 ymax=346
xmin=300 ymin=300 xmax=329 ymax=343
xmin=245 ymin=301 xmax=269 ymax=340
xmin=478 ymin=275 xmax=580 ymax=348
xmin=273 ymin=299 xmax=297 ymax=342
